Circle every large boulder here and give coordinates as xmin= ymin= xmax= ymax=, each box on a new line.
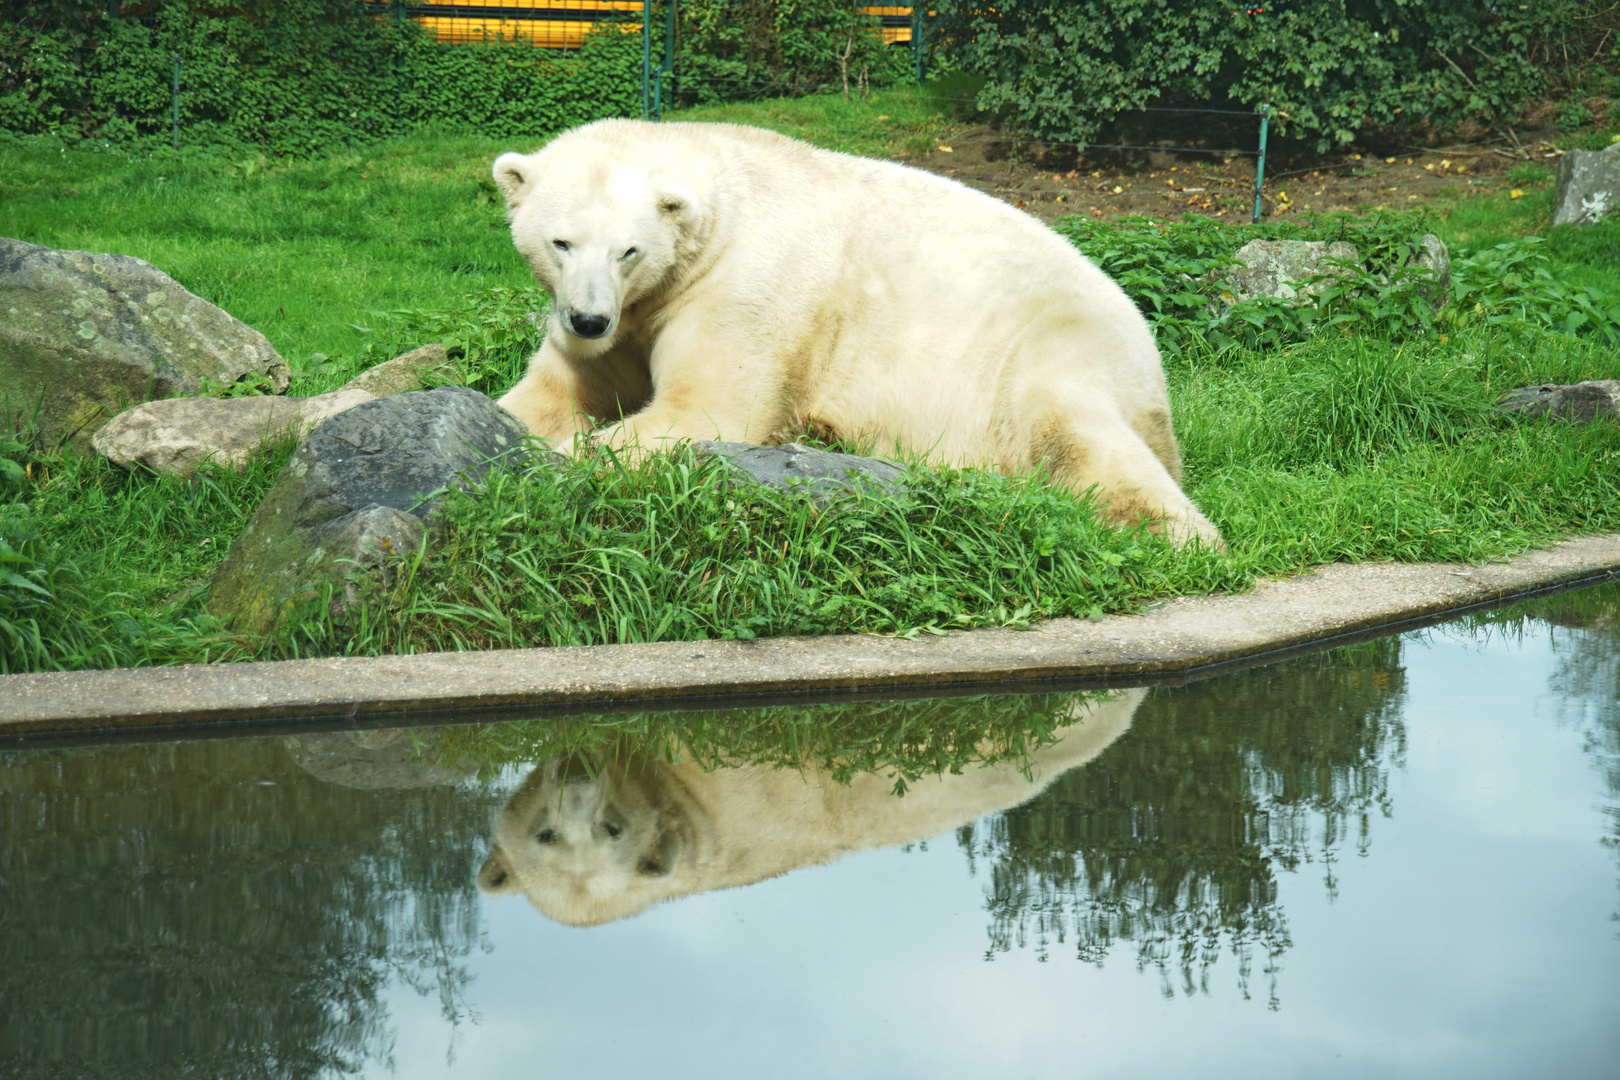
xmin=1496 ymin=380 xmax=1620 ymax=424
xmin=207 ymin=387 xmax=535 ymax=635
xmin=695 ymin=440 xmax=905 ymax=500
xmin=0 ymin=238 xmax=289 ymax=448
xmin=92 ymin=388 xmax=374 ymax=475
xmin=338 ymin=343 xmax=463 ymax=398
xmin=1550 ymin=143 xmax=1620 ymax=228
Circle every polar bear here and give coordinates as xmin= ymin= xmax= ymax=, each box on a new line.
xmin=476 ymin=689 xmax=1144 ymax=926
xmin=491 ymin=120 xmax=1220 ymax=545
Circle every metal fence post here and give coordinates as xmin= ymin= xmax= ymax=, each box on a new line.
xmin=657 ymin=0 xmax=676 ymax=120
xmin=394 ymin=0 xmax=405 ymax=131
xmin=171 ymin=51 xmax=180 ymax=150
xmin=912 ymin=5 xmax=923 ymax=83
xmin=641 ymin=0 xmax=652 ymax=119
xmin=1251 ymin=103 xmax=1270 ymax=224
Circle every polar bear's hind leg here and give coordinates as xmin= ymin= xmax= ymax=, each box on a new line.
xmin=1029 ymin=401 xmax=1221 ymax=548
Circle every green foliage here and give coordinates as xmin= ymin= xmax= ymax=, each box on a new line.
xmin=276 ymin=445 xmax=1241 ymax=658
xmin=668 ymin=0 xmax=912 ymax=104
xmin=0 ymin=437 xmax=294 ymax=672
xmin=334 ymin=285 xmax=551 ymax=398
xmin=0 ymin=1 xmax=641 ymax=153
xmin=928 ymin=0 xmax=1571 ymax=151
xmin=1055 ymin=211 xmax=1620 ymax=356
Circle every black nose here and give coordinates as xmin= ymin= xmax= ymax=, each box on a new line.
xmin=569 ymin=312 xmax=609 ymax=338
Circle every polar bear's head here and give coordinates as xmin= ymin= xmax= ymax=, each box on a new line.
xmin=493 ymin=122 xmax=710 ymax=360
xmin=477 ymin=750 xmax=700 ymax=926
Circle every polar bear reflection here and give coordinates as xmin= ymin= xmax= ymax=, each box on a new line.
xmin=476 ymin=690 xmax=1143 ymax=926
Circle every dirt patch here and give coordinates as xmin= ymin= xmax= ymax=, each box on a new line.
xmin=890 ymin=124 xmax=1569 ymax=226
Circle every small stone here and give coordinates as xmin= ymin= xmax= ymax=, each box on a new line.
xmin=1550 ymin=143 xmax=1620 ymax=228
xmin=92 ymin=388 xmax=374 ymax=475
xmin=694 ymin=440 xmax=906 ymax=500
xmin=1216 ymin=240 xmax=1363 ymax=304
xmin=338 ymin=343 xmax=462 ymax=397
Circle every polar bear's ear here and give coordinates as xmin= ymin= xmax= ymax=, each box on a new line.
xmin=656 ymin=186 xmax=694 ymax=222
xmin=492 ymin=153 xmax=534 ymax=211
xmin=477 ymin=845 xmax=520 ymax=895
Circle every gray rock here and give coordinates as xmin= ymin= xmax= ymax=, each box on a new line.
xmin=1216 ymin=240 xmax=1363 ymax=304
xmin=0 ymin=238 xmax=289 ymax=448
xmin=285 ymin=728 xmax=480 ymax=789
xmin=92 ymin=388 xmax=375 ymax=475
xmin=1495 ymin=380 xmax=1620 ymax=424
xmin=1406 ymin=233 xmax=1452 ymax=298
xmin=207 ymin=387 xmax=536 ymax=635
xmin=695 ymin=440 xmax=906 ymax=500
xmin=338 ymin=343 xmax=462 ymax=398
xmin=1550 ymin=143 xmax=1620 ymax=228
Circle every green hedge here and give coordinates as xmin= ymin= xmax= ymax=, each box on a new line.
xmin=0 ymin=0 xmax=916 ymax=153
xmin=0 ymin=0 xmax=641 ymax=154
xmin=928 ymin=0 xmax=1610 ymax=151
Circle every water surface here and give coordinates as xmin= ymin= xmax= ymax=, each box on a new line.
xmin=4 ymin=585 xmax=1618 ymax=1078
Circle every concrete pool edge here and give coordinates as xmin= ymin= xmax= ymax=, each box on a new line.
xmin=5 ymin=532 xmax=1620 ymax=741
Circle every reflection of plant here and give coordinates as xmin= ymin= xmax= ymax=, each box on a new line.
xmin=422 ymin=690 xmax=1105 ymax=795
xmin=959 ymin=639 xmax=1407 ymax=1005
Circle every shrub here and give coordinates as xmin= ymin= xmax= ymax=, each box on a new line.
xmin=928 ymin=0 xmax=1585 ymax=152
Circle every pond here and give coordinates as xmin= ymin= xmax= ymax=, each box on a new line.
xmin=4 ymin=584 xmax=1619 ymax=1079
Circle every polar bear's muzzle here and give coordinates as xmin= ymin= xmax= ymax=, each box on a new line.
xmin=567 ymin=310 xmax=612 ymax=339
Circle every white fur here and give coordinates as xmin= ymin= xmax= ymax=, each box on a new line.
xmin=493 ymin=119 xmax=1219 ymax=544
xmin=477 ymin=690 xmax=1144 ymax=926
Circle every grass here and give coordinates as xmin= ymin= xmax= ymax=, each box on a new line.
xmin=2 ymin=88 xmax=1619 ymax=674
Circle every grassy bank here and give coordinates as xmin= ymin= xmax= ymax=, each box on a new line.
xmin=2 ymin=88 xmax=1619 ymax=674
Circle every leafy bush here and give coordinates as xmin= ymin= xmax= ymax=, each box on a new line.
xmin=928 ymin=0 xmax=1581 ymax=151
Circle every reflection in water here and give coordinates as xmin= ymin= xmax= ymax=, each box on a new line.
xmin=476 ymin=691 xmax=1145 ymax=926
xmin=960 ymin=637 xmax=1408 ymax=1006
xmin=9 ymin=589 xmax=1617 ymax=1074
xmin=0 ymin=735 xmax=499 ymax=1079
xmin=1474 ymin=582 xmax=1620 ymax=921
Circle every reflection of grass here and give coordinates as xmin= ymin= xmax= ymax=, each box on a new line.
xmin=418 ymin=689 xmax=1102 ymax=795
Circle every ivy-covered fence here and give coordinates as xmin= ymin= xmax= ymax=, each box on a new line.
xmin=0 ymin=0 xmax=918 ymax=154
xmin=0 ymin=0 xmax=645 ymax=154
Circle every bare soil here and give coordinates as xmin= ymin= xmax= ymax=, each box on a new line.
xmin=890 ymin=124 xmax=1569 ymax=226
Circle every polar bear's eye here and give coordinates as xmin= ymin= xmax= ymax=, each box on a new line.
xmin=536 ymin=829 xmax=557 ymax=844
xmin=620 ymin=247 xmax=638 ymax=261
xmin=603 ymin=822 xmax=623 ymax=839
xmin=551 ymin=240 xmax=570 ymax=252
